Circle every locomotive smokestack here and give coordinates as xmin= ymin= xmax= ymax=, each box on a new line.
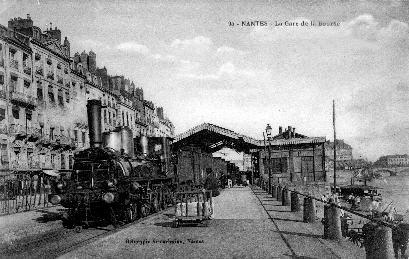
xmin=87 ymin=99 xmax=102 ymax=148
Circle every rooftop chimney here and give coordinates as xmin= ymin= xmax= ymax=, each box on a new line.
xmin=288 ymin=126 xmax=292 ymax=139
xmin=292 ymin=127 xmax=296 ymax=138
xmin=87 ymin=99 xmax=102 ymax=148
xmin=279 ymin=126 xmax=282 ymax=134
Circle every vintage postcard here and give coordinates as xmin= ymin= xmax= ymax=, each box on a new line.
xmin=0 ymin=1 xmax=408 ymax=258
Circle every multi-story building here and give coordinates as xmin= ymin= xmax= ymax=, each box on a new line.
xmin=374 ymin=154 xmax=409 ymax=167
xmin=324 ymin=139 xmax=353 ymax=170
xmin=0 ymin=23 xmax=36 ymax=170
xmin=324 ymin=139 xmax=353 ymax=161
xmin=243 ymin=153 xmax=252 ymax=171
xmin=143 ymin=100 xmax=155 ymax=137
xmin=0 ymin=15 xmax=175 ymax=174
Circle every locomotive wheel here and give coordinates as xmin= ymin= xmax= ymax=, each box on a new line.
xmin=125 ymin=204 xmax=138 ymax=223
xmin=74 ymin=225 xmax=82 ymax=233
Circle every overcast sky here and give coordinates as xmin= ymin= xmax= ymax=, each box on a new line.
xmin=1 ymin=0 xmax=408 ymax=161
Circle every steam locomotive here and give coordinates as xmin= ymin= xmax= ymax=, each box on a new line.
xmin=48 ymin=100 xmax=178 ymax=230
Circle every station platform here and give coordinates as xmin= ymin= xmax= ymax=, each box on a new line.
xmin=60 ymin=186 xmax=365 ymax=259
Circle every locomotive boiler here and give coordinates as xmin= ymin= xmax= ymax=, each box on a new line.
xmin=48 ymin=100 xmax=176 ymax=230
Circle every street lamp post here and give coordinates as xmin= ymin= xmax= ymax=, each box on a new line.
xmin=266 ymin=124 xmax=272 ymax=192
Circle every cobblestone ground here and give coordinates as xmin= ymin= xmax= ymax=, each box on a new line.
xmin=0 ymin=206 xmax=63 ymax=246
xmin=61 ymin=186 xmax=366 ymax=259
xmin=252 ymin=187 xmax=366 ymax=259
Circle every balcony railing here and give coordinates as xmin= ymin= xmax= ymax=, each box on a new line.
xmin=27 ymin=127 xmax=41 ymax=141
xmin=51 ymin=135 xmax=61 ymax=147
xmin=37 ymin=135 xmax=51 ymax=146
xmin=58 ymin=135 xmax=71 ymax=146
xmin=9 ymin=91 xmax=37 ymax=107
xmin=9 ymin=124 xmax=26 ymax=135
xmin=10 ymin=59 xmax=18 ymax=70
xmin=23 ymin=66 xmax=31 ymax=75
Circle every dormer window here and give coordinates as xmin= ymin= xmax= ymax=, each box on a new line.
xmin=35 ymin=53 xmax=41 ymax=61
xmin=64 ymin=68 xmax=68 ymax=74
xmin=46 ymin=57 xmax=52 ymax=65
xmin=57 ymin=63 xmax=61 ymax=69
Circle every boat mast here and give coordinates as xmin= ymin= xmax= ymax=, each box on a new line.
xmin=333 ymin=100 xmax=337 ymax=193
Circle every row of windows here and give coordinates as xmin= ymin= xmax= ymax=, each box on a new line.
xmin=35 ymin=52 xmax=69 ymax=73
xmin=103 ymin=109 xmax=116 ymax=125
xmin=37 ymin=85 xmax=69 ymax=105
xmin=0 ymin=74 xmax=31 ymax=91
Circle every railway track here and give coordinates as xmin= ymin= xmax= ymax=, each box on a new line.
xmin=0 ymin=208 xmax=171 ymax=259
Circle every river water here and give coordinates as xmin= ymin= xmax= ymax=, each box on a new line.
xmin=371 ymin=175 xmax=409 ymax=215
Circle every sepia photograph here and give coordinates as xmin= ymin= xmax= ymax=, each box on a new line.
xmin=0 ymin=0 xmax=408 ymax=258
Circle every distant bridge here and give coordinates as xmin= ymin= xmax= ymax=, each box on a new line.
xmin=373 ymin=167 xmax=409 ymax=176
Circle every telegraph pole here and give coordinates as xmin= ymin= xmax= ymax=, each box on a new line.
xmin=333 ymin=100 xmax=337 ymax=193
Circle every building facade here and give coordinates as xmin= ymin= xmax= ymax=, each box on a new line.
xmin=374 ymin=154 xmax=409 ymax=167
xmin=0 ymin=15 xmax=175 ymax=174
xmin=257 ymin=126 xmax=326 ymax=184
xmin=324 ymin=139 xmax=353 ymax=170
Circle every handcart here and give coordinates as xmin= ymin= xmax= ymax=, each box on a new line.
xmin=173 ymin=189 xmax=213 ymax=228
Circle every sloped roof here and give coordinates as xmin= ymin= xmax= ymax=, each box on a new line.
xmin=172 ymin=123 xmax=326 ymax=153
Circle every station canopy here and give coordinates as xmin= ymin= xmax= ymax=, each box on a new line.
xmin=171 ymin=123 xmax=326 ymax=154
xmin=171 ymin=123 xmax=261 ymax=153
